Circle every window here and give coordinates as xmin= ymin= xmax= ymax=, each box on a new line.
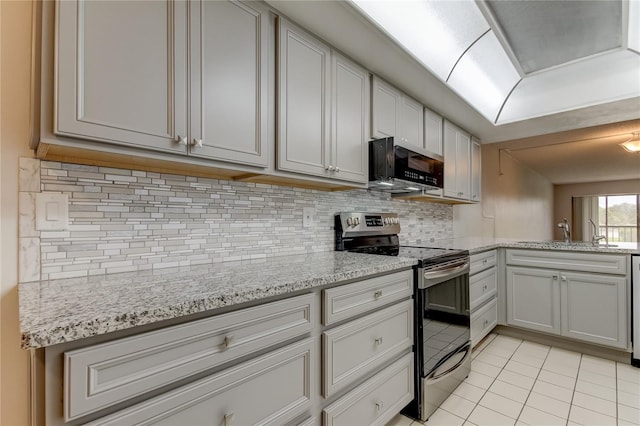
xmin=598 ymin=195 xmax=639 ymax=243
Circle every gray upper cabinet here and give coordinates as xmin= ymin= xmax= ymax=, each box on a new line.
xmin=443 ymin=120 xmax=471 ymax=200
xmin=56 ymin=0 xmax=188 ymax=154
xmin=277 ymin=19 xmax=331 ymax=177
xmin=424 ymin=108 xmax=443 ymax=156
xmin=278 ymin=19 xmax=368 ymax=183
xmin=371 ymin=77 xmax=424 ymax=149
xmin=330 ymin=52 xmax=370 ymax=183
xmin=55 ymin=0 xmax=270 ymax=167
xmin=188 ymin=0 xmax=270 ymax=167
xmin=471 ymin=137 xmax=482 ymax=202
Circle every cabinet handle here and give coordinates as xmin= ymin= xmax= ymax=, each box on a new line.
xmin=373 ymin=290 xmax=383 ymax=299
xmin=374 ymin=337 xmax=383 ymax=346
xmin=483 ymin=319 xmax=488 ymax=326
xmin=224 ymin=413 xmax=235 ymax=425
xmin=223 ymin=334 xmax=235 ymax=349
xmin=561 ymin=276 xmax=567 ymax=282
xmin=326 ymin=165 xmax=335 ymax=171
xmin=375 ymin=401 xmax=384 ymax=412
xmin=177 ymin=135 xmax=187 ymax=146
xmin=552 ymin=275 xmax=559 ymax=280
xmin=483 ymin=285 xmax=488 ymax=290
xmin=335 ymin=167 xmax=340 ymax=173
xmin=483 ymin=259 xmax=488 ymax=264
xmin=192 ymin=138 xmax=203 ymax=148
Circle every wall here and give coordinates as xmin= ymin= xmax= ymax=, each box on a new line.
xmin=21 ymin=160 xmax=453 ymax=280
xmin=554 ymin=179 xmax=640 ymax=241
xmin=1 ymin=0 xmax=34 ymax=424
xmin=454 ymin=143 xmax=554 ymax=240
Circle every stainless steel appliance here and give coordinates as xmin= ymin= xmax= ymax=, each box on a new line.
xmin=335 ymin=212 xmax=471 ymax=421
xmin=633 ymin=255 xmax=639 ymax=366
xmin=369 ymin=137 xmax=444 ymax=194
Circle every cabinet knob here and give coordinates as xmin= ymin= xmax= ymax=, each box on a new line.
xmin=373 ymin=290 xmax=383 ymax=299
xmin=374 ymin=337 xmax=383 ymax=346
xmin=561 ymin=276 xmax=567 ymax=282
xmin=483 ymin=285 xmax=488 ymax=290
xmin=483 ymin=259 xmax=488 ymax=264
xmin=326 ymin=165 xmax=335 ymax=171
xmin=192 ymin=138 xmax=203 ymax=148
xmin=375 ymin=401 xmax=384 ymax=412
xmin=177 ymin=135 xmax=187 ymax=146
xmin=483 ymin=319 xmax=488 ymax=326
xmin=335 ymin=167 xmax=340 ymax=173
xmin=223 ymin=334 xmax=235 ymax=349
xmin=552 ymin=275 xmax=559 ymax=280
xmin=224 ymin=413 xmax=235 ymax=425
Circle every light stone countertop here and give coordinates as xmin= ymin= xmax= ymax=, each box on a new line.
xmin=427 ymin=237 xmax=640 ymax=255
xmin=19 ymin=251 xmax=417 ymax=349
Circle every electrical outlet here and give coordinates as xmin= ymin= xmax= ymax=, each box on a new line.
xmin=303 ymin=207 xmax=314 ymax=228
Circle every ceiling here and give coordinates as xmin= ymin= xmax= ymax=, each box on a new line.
xmin=266 ymin=0 xmax=640 ymax=183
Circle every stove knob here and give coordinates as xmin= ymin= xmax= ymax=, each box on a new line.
xmin=385 ymin=217 xmax=390 ymax=225
xmin=346 ymin=217 xmax=353 ymax=226
xmin=354 ymin=217 xmax=360 ymax=225
xmin=394 ymin=217 xmax=399 ymax=224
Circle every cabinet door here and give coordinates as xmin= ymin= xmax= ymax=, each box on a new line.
xmin=399 ymin=96 xmax=424 ymax=149
xmin=331 ymin=53 xmax=370 ymax=183
xmin=470 ymin=137 xmax=482 ymax=202
xmin=278 ymin=19 xmax=331 ymax=176
xmin=443 ymin=121 xmax=470 ymax=199
xmin=189 ymin=0 xmax=270 ymax=167
xmin=56 ymin=0 xmax=187 ymax=153
xmin=424 ymin=108 xmax=443 ymax=156
xmin=371 ymin=77 xmax=401 ymax=138
xmin=87 ymin=339 xmax=313 ymax=426
xmin=561 ymin=272 xmax=628 ymax=349
xmin=506 ymin=266 xmax=561 ymax=335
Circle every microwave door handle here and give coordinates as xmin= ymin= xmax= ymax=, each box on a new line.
xmin=422 ymin=260 xmax=469 ymax=281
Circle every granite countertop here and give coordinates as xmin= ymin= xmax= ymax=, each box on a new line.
xmin=429 ymin=237 xmax=640 ymax=255
xmin=19 ymin=252 xmax=416 ymax=349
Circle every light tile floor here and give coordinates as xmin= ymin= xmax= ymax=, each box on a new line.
xmin=387 ymin=333 xmax=640 ymax=426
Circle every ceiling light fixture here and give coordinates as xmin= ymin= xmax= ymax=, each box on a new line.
xmin=619 ymin=132 xmax=640 ymax=153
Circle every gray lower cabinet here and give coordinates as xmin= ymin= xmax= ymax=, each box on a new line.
xmin=277 ymin=18 xmax=369 ymax=183
xmin=469 ymin=250 xmax=498 ymax=347
xmin=86 ymin=338 xmax=314 ymax=426
xmin=505 ymin=249 xmax=629 ymax=350
xmin=54 ymin=0 xmax=270 ymax=167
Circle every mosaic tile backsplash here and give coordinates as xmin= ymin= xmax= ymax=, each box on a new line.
xmin=32 ymin=161 xmax=452 ymax=280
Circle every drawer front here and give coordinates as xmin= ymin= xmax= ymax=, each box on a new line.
xmin=471 ymin=298 xmax=498 ymax=347
xmin=469 ymin=267 xmax=497 ymax=311
xmin=506 ymin=249 xmax=627 ymax=274
xmin=88 ymin=338 xmax=314 ymax=426
xmin=65 ymin=293 xmax=315 ymax=421
xmin=323 ymin=270 xmax=413 ymax=325
xmin=323 ymin=353 xmax=414 ymax=426
xmin=470 ymin=250 xmax=497 ymax=275
xmin=322 ymin=300 xmax=413 ymax=397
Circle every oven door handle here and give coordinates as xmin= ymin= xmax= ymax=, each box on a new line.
xmin=422 ymin=260 xmax=469 ymax=281
xmin=427 ymin=342 xmax=471 ymax=381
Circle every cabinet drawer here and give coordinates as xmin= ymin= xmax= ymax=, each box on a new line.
xmin=506 ymin=249 xmax=627 ymax=274
xmin=65 ymin=293 xmax=315 ymax=421
xmin=322 ymin=300 xmax=413 ymax=397
xmin=471 ymin=298 xmax=497 ymax=347
xmin=322 ymin=353 xmax=414 ymax=426
xmin=322 ymin=270 xmax=412 ymax=325
xmin=469 ymin=267 xmax=497 ymax=311
xmin=470 ymin=250 xmax=497 ymax=275
xmin=87 ymin=338 xmax=314 ymax=426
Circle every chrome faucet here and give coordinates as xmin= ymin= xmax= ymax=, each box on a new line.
xmin=588 ymin=219 xmax=607 ymax=246
xmin=557 ymin=218 xmax=571 ymax=242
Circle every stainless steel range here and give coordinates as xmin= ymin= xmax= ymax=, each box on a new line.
xmin=335 ymin=212 xmax=471 ymax=421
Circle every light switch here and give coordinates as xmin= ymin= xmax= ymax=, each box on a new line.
xmin=36 ymin=193 xmax=69 ymax=231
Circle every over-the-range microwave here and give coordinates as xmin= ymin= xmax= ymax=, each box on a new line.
xmin=369 ymin=137 xmax=444 ymax=193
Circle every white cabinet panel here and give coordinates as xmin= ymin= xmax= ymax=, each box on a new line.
xmin=471 ymin=137 xmax=481 ymax=202
xmin=87 ymin=339 xmax=314 ymax=426
xmin=470 ymin=250 xmax=497 ymax=275
xmin=322 ymin=300 xmax=413 ymax=397
xmin=189 ymin=0 xmax=270 ymax=166
xmin=65 ymin=294 xmax=314 ymax=421
xmin=471 ymin=298 xmax=498 ymax=347
xmin=56 ymin=0 xmax=188 ymax=153
xmin=322 ymin=270 xmax=412 ymax=326
xmin=506 ymin=249 xmax=628 ymax=275
xmin=443 ymin=120 xmax=471 ymax=200
xmin=424 ymin=108 xmax=443 ymax=156
xmin=322 ymin=353 xmax=413 ymax=426
xmin=277 ymin=19 xmax=331 ymax=176
xmin=371 ymin=77 xmax=401 ymax=139
xmin=469 ymin=267 xmax=497 ymax=311
xmin=400 ymin=96 xmax=424 ymax=149
xmin=331 ymin=52 xmax=370 ymax=183
xmin=561 ymin=272 xmax=627 ymax=349
xmin=506 ymin=266 xmax=561 ymax=335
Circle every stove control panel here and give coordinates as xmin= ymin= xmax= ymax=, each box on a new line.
xmin=336 ymin=212 xmax=400 ymax=236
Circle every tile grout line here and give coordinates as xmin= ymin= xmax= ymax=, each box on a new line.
xmin=515 ymin=341 xmax=552 ymax=425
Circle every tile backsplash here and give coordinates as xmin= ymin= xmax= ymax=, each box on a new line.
xmin=23 ymin=160 xmax=452 ymax=281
